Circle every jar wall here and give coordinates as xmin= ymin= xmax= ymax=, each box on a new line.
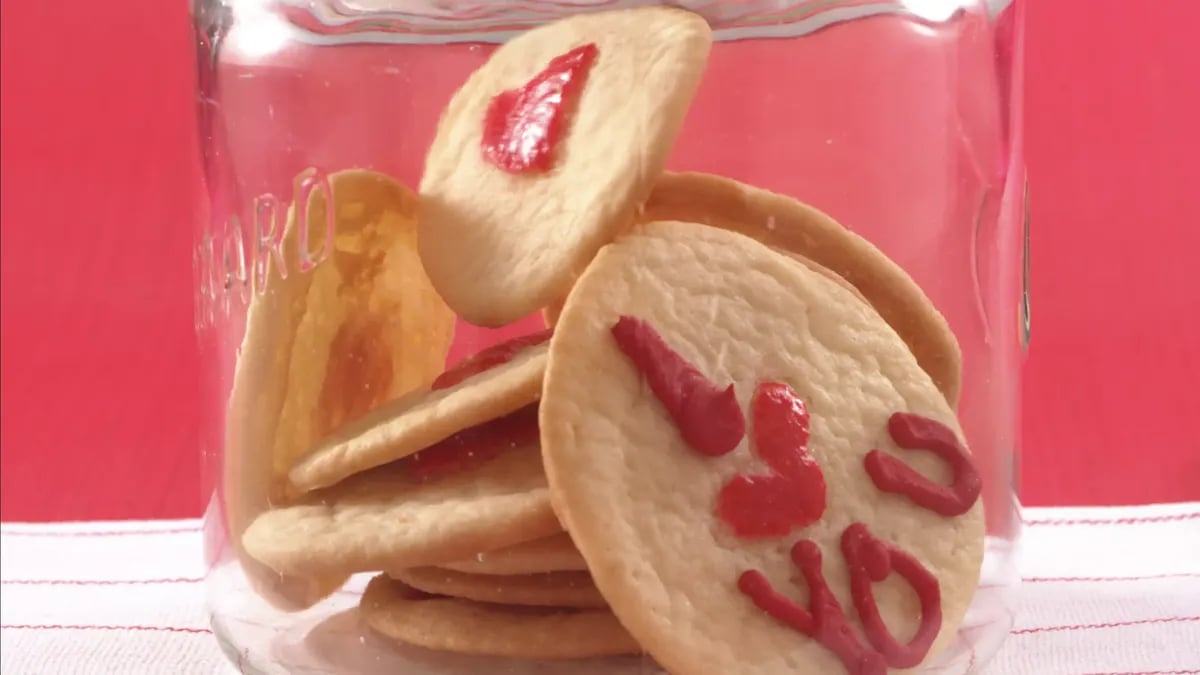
xmin=195 ymin=2 xmax=1025 ymax=673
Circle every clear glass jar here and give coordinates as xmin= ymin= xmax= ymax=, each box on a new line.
xmin=193 ymin=1 xmax=1026 ymax=673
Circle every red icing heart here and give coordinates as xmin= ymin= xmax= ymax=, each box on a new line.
xmin=481 ymin=43 xmax=599 ymax=174
xmin=716 ymin=382 xmax=827 ymax=539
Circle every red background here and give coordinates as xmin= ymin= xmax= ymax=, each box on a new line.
xmin=2 ymin=1 xmax=1198 ymax=523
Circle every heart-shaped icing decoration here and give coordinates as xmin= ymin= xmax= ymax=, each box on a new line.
xmin=481 ymin=43 xmax=599 ymax=174
xmin=606 ymin=317 xmax=825 ymax=537
xmin=716 ymin=382 xmax=828 ymax=539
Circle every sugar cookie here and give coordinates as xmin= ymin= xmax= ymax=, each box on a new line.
xmin=361 ymin=576 xmax=641 ymax=659
xmin=442 ymin=533 xmax=587 ymax=576
xmin=390 ymin=567 xmax=604 ymax=609
xmin=541 ymin=221 xmax=984 ymax=675
xmin=641 ymin=172 xmax=962 ymax=405
xmin=419 ymin=8 xmax=712 ymax=326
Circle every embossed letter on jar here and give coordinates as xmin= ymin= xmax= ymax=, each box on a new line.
xmin=192 ymin=1 xmax=1027 ymax=673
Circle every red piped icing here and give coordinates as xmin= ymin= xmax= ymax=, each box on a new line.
xmin=864 ymin=413 xmax=982 ymax=516
xmin=432 ymin=330 xmax=552 ymax=391
xmin=739 ymin=540 xmax=887 ymax=675
xmin=717 ymin=382 xmax=827 ymax=538
xmin=481 ymin=43 xmax=599 ymax=174
xmin=842 ymin=523 xmax=943 ymax=668
xmin=403 ymin=404 xmax=539 ymax=482
xmin=610 ymin=316 xmax=745 ymax=457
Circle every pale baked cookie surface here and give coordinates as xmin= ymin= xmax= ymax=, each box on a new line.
xmin=419 ymin=7 xmax=712 ymax=326
xmin=361 ymin=576 xmax=640 ymax=659
xmin=641 ymin=172 xmax=962 ymax=406
xmin=244 ymin=444 xmax=560 ymax=577
xmin=442 ymin=532 xmax=587 ymax=575
xmin=540 ymin=222 xmax=984 ymax=675
xmin=390 ymin=567 xmax=604 ymax=609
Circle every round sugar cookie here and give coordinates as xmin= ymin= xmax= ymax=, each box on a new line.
xmin=361 ymin=576 xmax=641 ymax=659
xmin=540 ymin=222 xmax=985 ymax=675
xmin=419 ymin=7 xmax=712 ymax=326
xmin=225 ymin=169 xmax=453 ymax=609
xmin=442 ymin=533 xmax=587 ymax=575
xmin=640 ymin=172 xmax=963 ymax=406
xmin=244 ymin=443 xmax=561 ymax=578
xmin=390 ymin=567 xmax=604 ymax=609
xmin=289 ymin=333 xmax=549 ymax=492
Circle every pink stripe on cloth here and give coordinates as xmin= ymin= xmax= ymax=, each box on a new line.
xmin=0 ymin=520 xmax=203 ymax=538
xmin=0 ymin=526 xmax=203 ymax=538
xmin=1083 ymin=671 xmax=1200 ymax=675
xmin=2 ymin=577 xmax=204 ymax=586
xmin=1024 ymin=573 xmax=1200 ymax=583
xmin=2 ymin=624 xmax=212 ymax=635
xmin=1025 ymin=512 xmax=1200 ymax=527
xmin=1011 ymin=616 xmax=1200 ymax=636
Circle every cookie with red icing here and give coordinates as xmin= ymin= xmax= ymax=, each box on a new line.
xmin=244 ymin=441 xmax=560 ymax=578
xmin=289 ymin=331 xmax=551 ymax=492
xmin=540 ymin=221 xmax=984 ymax=675
xmin=245 ymin=332 xmax=568 ymax=581
xmin=640 ymin=172 xmax=963 ymax=407
xmin=418 ymin=7 xmax=712 ymax=327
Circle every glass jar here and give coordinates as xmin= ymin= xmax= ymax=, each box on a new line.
xmin=193 ymin=1 xmax=1026 ymax=673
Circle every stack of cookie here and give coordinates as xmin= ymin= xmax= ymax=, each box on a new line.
xmin=236 ymin=6 xmax=988 ymax=675
xmin=225 ymin=168 xmax=457 ymax=610
xmin=242 ymin=327 xmax=640 ymax=657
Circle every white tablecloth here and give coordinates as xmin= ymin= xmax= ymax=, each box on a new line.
xmin=2 ymin=503 xmax=1198 ymax=674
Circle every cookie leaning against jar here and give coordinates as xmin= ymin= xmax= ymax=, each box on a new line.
xmin=224 ymin=169 xmax=455 ymax=610
xmin=417 ymin=6 xmax=712 ymax=327
xmin=540 ymin=221 xmax=985 ymax=675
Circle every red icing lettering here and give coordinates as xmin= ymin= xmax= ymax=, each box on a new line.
xmin=864 ymin=413 xmax=982 ymax=516
xmin=611 ymin=316 xmax=744 ymax=457
xmin=739 ymin=540 xmax=886 ymax=675
xmin=482 ymin=43 xmax=598 ymax=173
xmin=717 ymin=382 xmax=827 ymax=538
xmin=842 ymin=523 xmax=942 ymax=668
xmin=432 ymin=330 xmax=552 ymax=391
xmin=404 ymin=404 xmax=539 ymax=482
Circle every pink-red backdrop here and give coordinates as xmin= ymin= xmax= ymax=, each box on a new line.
xmin=2 ymin=1 xmax=1198 ymax=522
